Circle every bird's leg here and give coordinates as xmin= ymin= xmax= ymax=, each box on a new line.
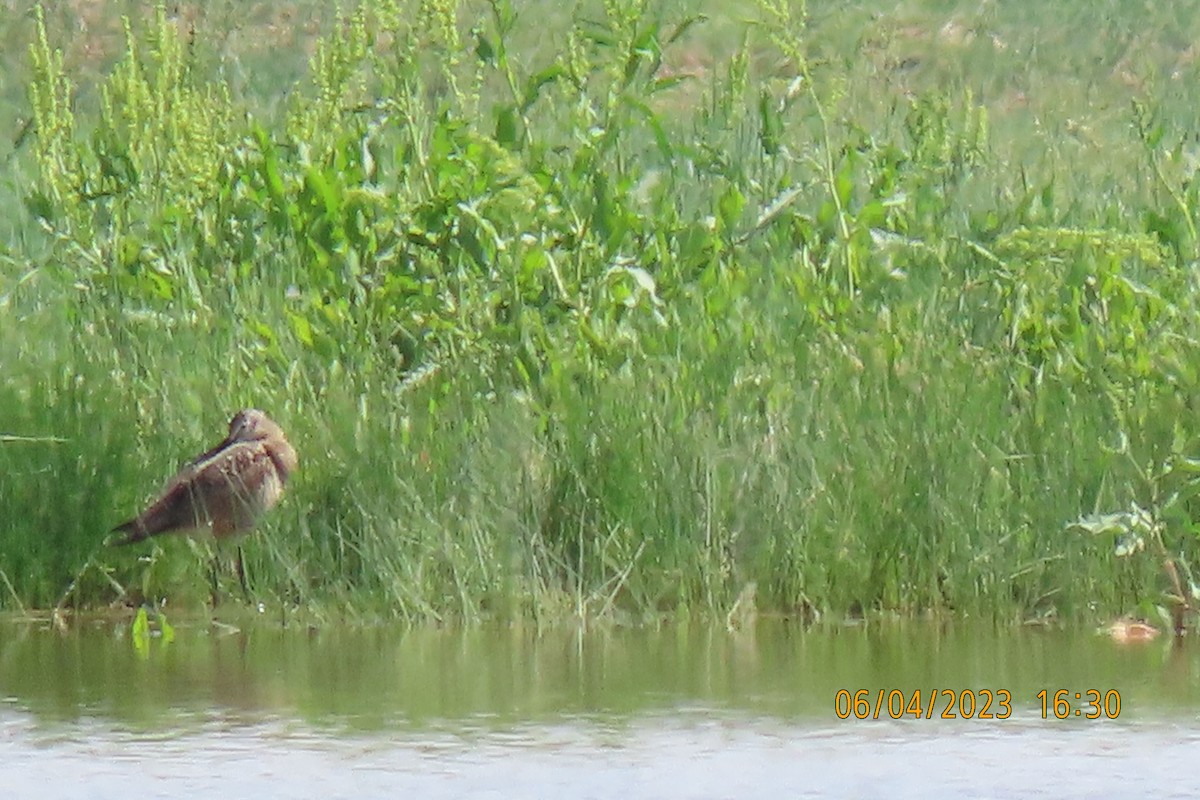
xmin=236 ymin=545 xmax=249 ymax=600
xmin=209 ymin=554 xmax=221 ymax=609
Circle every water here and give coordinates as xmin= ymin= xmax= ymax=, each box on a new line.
xmin=2 ymin=617 xmax=1198 ymax=798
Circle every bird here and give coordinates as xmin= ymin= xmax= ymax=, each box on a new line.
xmin=111 ymin=409 xmax=298 ymax=594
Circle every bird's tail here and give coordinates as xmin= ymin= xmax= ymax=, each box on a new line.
xmin=109 ymin=518 xmax=150 ymax=546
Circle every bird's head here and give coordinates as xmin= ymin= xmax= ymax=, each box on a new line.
xmin=227 ymin=408 xmax=284 ymax=444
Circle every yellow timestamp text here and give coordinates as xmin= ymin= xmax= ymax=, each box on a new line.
xmin=1036 ymin=689 xmax=1121 ymax=719
xmin=832 ymin=689 xmax=1124 ymax=720
xmin=833 ymin=689 xmax=1012 ymax=720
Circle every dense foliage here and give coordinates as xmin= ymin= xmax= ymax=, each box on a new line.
xmin=5 ymin=0 xmax=1200 ymax=626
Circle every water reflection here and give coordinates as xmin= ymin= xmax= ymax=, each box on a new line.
xmin=3 ymin=618 xmax=1200 ymax=798
xmin=0 ymin=617 xmax=1197 ymax=727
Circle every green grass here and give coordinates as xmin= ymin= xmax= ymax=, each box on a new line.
xmin=3 ymin=0 xmax=1200 ymax=626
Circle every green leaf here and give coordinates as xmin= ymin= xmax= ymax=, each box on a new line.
xmin=521 ymin=65 xmax=565 ymax=112
xmin=159 ymin=613 xmax=175 ymax=644
xmin=835 ymin=161 xmax=854 ymax=208
xmin=131 ymin=607 xmax=150 ymax=658
xmin=475 ymin=31 xmax=497 ymax=64
xmin=759 ymin=88 xmax=781 ymax=155
xmin=666 ymin=14 xmax=708 ymax=45
xmin=288 ymin=311 xmax=315 ymax=348
xmin=718 ymin=185 xmax=746 ymax=234
xmin=495 ymin=105 xmax=522 ymax=149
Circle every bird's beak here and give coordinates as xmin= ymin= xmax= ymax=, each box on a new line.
xmin=188 ymin=430 xmax=238 ymax=467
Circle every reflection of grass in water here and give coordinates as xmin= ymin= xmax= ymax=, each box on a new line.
xmin=0 ymin=618 xmax=1188 ymax=726
xmin=2 ymin=0 xmax=1200 ymax=626
xmin=131 ymin=606 xmax=174 ymax=659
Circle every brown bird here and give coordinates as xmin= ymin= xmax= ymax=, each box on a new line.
xmin=112 ymin=409 xmax=298 ymax=592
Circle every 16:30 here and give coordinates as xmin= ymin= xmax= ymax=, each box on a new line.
xmin=1037 ymin=689 xmax=1121 ymax=719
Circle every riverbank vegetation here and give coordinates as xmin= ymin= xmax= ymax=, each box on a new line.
xmin=4 ymin=0 xmax=1200 ymax=626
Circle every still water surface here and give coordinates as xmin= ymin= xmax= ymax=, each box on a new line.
xmin=2 ymin=617 xmax=1198 ymax=798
